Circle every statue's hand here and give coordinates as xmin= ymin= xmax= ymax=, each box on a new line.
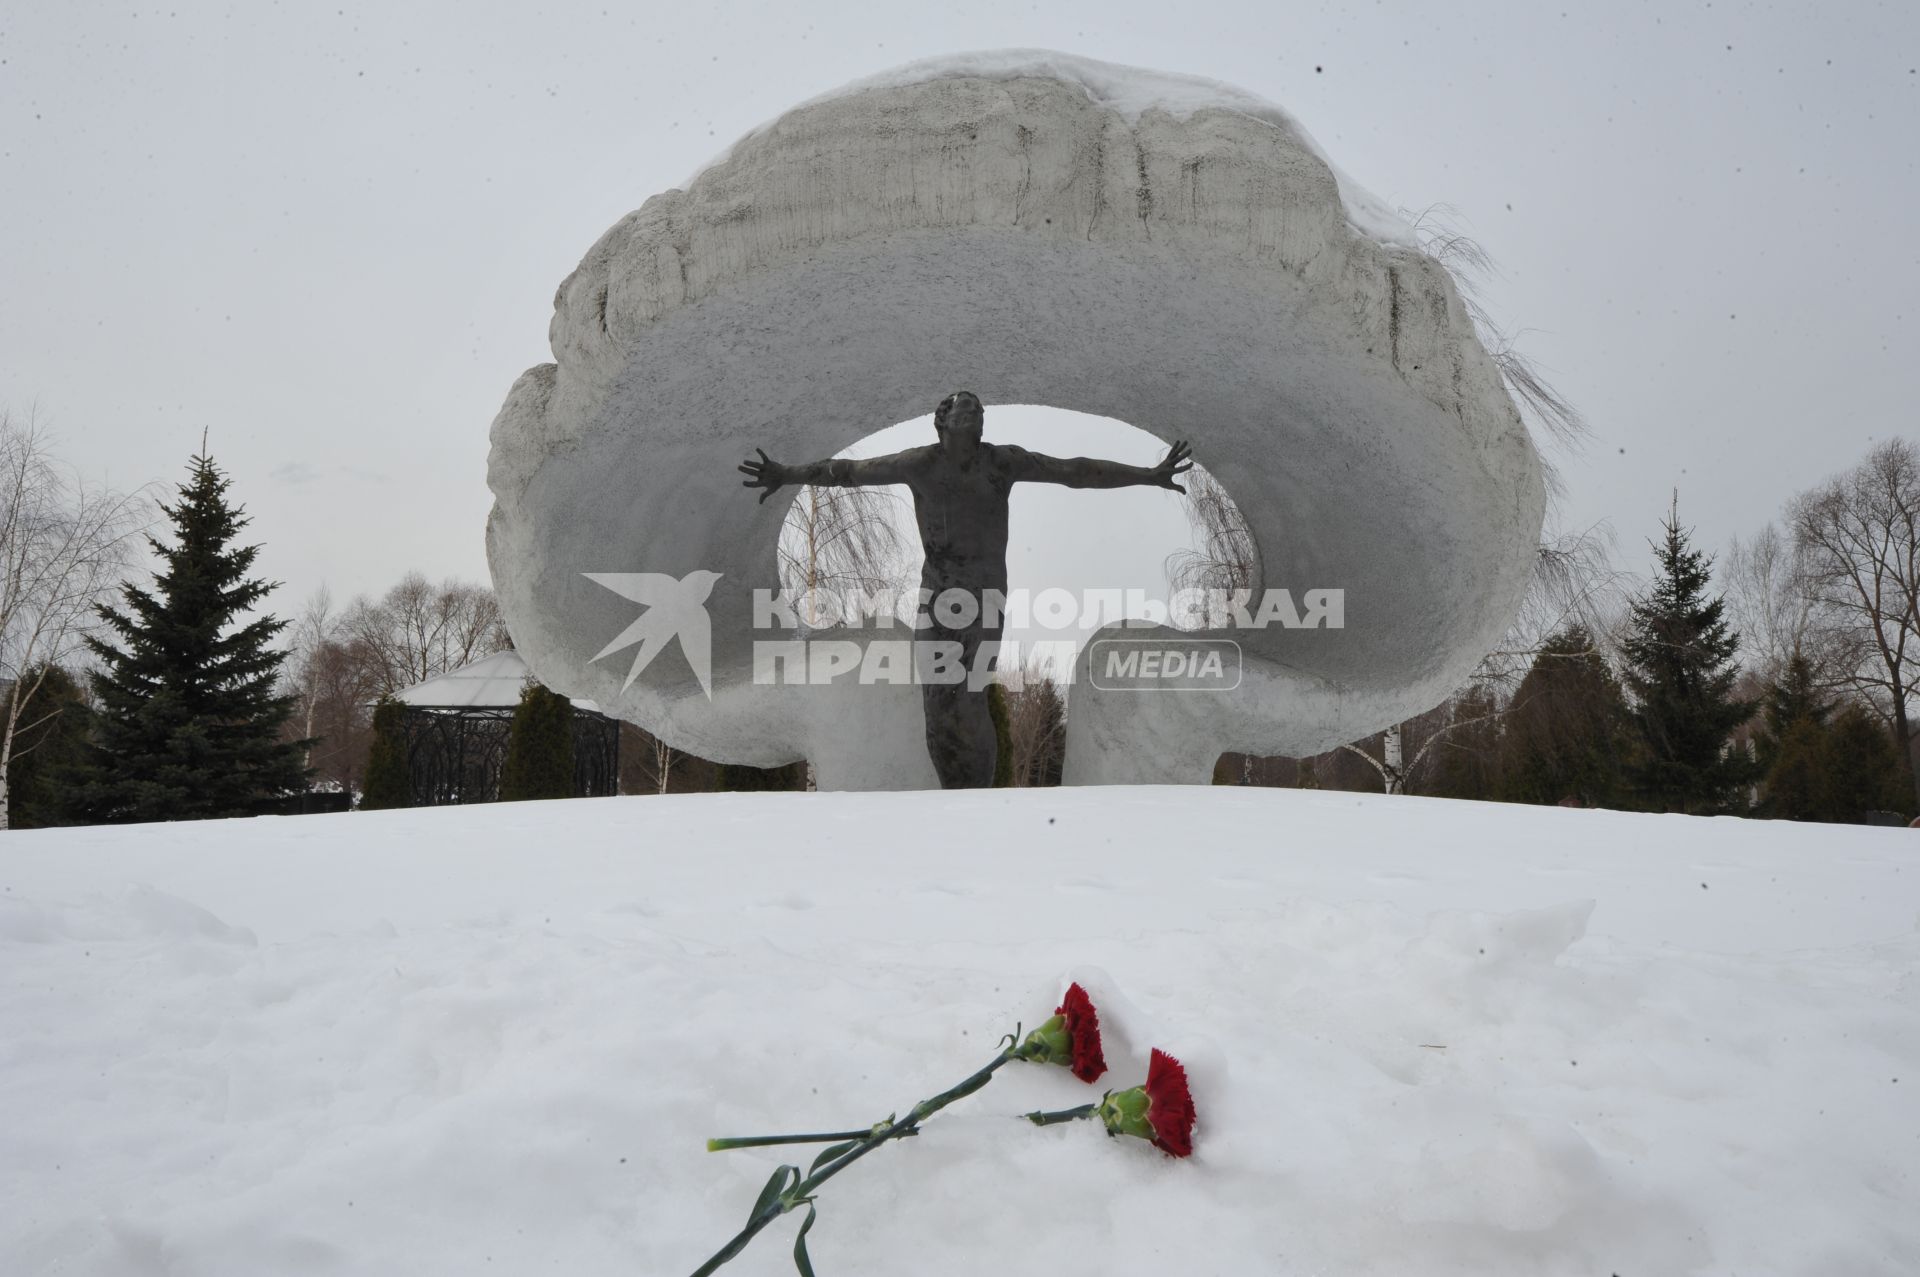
xmin=737 ymin=447 xmax=788 ymax=503
xmin=1151 ymin=440 xmax=1195 ymax=493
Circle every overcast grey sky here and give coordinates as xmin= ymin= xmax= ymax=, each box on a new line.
xmin=2 ymin=1 xmax=1915 ymax=630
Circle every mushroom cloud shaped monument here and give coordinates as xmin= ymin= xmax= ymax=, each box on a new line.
xmin=485 ymin=50 xmax=1547 ymax=789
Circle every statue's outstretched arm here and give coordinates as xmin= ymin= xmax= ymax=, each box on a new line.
xmin=1006 ymin=440 xmax=1194 ymax=492
xmin=738 ymin=449 xmax=918 ymax=503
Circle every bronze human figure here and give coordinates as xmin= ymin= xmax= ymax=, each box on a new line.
xmin=740 ymin=391 xmax=1193 ymax=789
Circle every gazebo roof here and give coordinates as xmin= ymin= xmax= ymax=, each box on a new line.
xmin=392 ymin=649 xmax=602 ymax=713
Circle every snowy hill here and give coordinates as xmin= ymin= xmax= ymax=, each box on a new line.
xmin=3 ymin=789 xmax=1916 ymax=1276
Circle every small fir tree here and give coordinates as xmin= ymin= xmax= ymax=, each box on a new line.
xmin=80 ymin=449 xmax=310 ymax=821
xmin=359 ymin=696 xmax=410 ymax=810
xmin=1822 ymin=702 xmax=1908 ymax=822
xmin=1752 ymin=649 xmax=1830 ymax=778
xmin=498 ymin=679 xmax=576 ymax=801
xmin=1760 ymin=716 xmax=1830 ymax=821
xmin=1498 ymin=626 xmax=1632 ymax=808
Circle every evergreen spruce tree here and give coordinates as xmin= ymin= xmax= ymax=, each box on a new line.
xmin=1753 ymin=650 xmax=1835 ymax=819
xmin=1823 ymin=702 xmax=1907 ymax=822
xmin=498 ymin=680 xmax=576 ymax=801
xmin=1619 ymin=497 xmax=1756 ymax=814
xmin=81 ymin=449 xmax=310 ymax=822
xmin=1752 ymin=649 xmax=1830 ymax=778
xmin=3 ymin=664 xmax=93 ymax=828
xmin=359 ymin=696 xmax=411 ymax=810
xmin=1760 ymin=717 xmax=1829 ymax=821
xmin=1498 ymin=626 xmax=1632 ymax=807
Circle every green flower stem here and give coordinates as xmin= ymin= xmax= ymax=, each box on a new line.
xmin=1022 ymin=1102 xmax=1099 ymax=1127
xmin=706 ymin=1129 xmax=908 ymax=1153
xmin=686 ymin=1046 xmax=1020 ymax=1277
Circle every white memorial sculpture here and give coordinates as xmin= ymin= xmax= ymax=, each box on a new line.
xmin=485 ymin=51 xmax=1546 ymax=788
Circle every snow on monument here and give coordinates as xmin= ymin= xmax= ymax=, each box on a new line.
xmin=484 ymin=50 xmax=1547 ymax=787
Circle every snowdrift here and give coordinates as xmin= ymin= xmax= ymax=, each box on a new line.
xmin=3 ymin=788 xmax=1916 ymax=1275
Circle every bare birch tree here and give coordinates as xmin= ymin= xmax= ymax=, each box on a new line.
xmin=1724 ymin=521 xmax=1848 ymax=688
xmin=1477 ymin=526 xmax=1632 ymax=690
xmin=1163 ymin=465 xmax=1259 ymax=602
xmin=0 ymin=411 xmax=150 ymax=828
xmin=284 ymin=585 xmax=337 ymax=773
xmin=615 ymin=722 xmax=718 ymax=795
xmin=777 ymin=484 xmax=912 ymax=626
xmin=340 ymin=573 xmax=510 ymax=694
xmin=1788 ymin=438 xmax=1920 ymax=805
xmin=998 ymin=654 xmax=1068 ymax=786
xmin=280 ymin=585 xmax=387 ymax=790
xmin=628 ymin=726 xmax=678 ymax=795
xmin=776 ymin=483 xmax=912 ymax=788
xmin=1335 ymin=691 xmax=1513 ymax=796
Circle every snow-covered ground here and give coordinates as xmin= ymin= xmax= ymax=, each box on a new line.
xmin=3 ymin=788 xmax=1916 ymax=1276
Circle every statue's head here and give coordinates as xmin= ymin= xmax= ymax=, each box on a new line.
xmin=934 ymin=390 xmax=984 ymax=457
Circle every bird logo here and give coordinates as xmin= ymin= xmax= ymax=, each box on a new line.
xmin=582 ymin=570 xmax=723 ymax=699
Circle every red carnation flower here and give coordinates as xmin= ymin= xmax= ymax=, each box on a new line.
xmin=1057 ymin=983 xmax=1107 ymax=1083
xmin=1093 ymin=1047 xmax=1197 ymax=1157
xmin=1142 ymin=1048 xmax=1196 ymax=1157
xmin=1015 ymin=981 xmax=1108 ymax=1083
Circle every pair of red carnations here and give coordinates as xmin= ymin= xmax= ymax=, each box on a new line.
xmin=1013 ymin=982 xmax=1197 ymax=1159
xmin=690 ymin=980 xmax=1198 ymax=1277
